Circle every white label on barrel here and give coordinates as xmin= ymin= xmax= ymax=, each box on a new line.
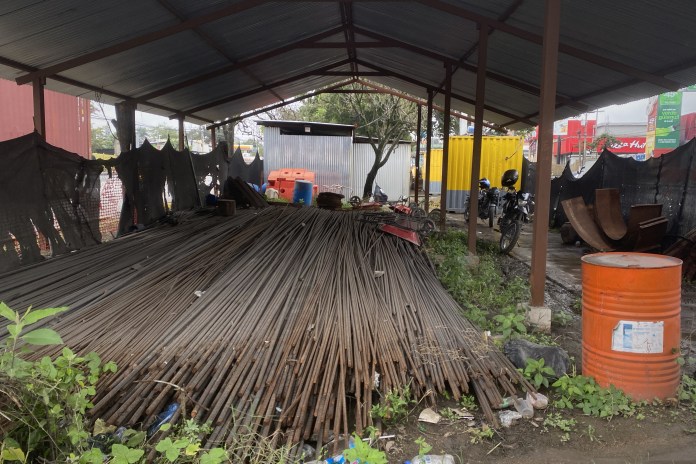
xmin=611 ymin=321 xmax=664 ymax=354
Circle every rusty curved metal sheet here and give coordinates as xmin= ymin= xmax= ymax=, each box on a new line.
xmin=623 ymin=204 xmax=663 ymax=248
xmin=594 ymin=188 xmax=627 ymax=241
xmin=561 ymin=196 xmax=615 ymax=251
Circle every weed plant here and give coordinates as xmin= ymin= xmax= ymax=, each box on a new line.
xmin=428 ymin=231 xmax=529 ymax=331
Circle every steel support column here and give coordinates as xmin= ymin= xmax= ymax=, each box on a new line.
xmin=178 ymin=116 xmax=185 ymax=151
xmin=468 ymin=24 xmax=489 ymax=254
xmin=439 ymin=64 xmax=452 ymax=231
xmin=530 ymin=0 xmax=561 ymax=306
xmin=32 ymin=78 xmax=46 ymax=137
xmin=424 ymin=90 xmax=434 ymax=213
xmin=415 ymin=104 xmax=422 ymax=204
xmin=211 ymin=127 xmax=217 ymax=150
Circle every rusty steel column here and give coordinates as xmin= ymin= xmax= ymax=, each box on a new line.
xmin=32 ymin=77 xmax=46 ymax=137
xmin=178 ymin=116 xmax=185 ymax=151
xmin=211 ymin=127 xmax=217 ymax=150
xmin=467 ymin=24 xmax=490 ymax=254
xmin=115 ymin=101 xmax=136 ymax=152
xmin=439 ymin=64 xmax=452 ymax=231
xmin=424 ymin=90 xmax=434 ymax=213
xmin=531 ymin=0 xmax=561 ymax=306
xmin=414 ymin=103 xmax=422 ymax=204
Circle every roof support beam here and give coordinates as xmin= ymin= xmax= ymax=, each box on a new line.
xmin=154 ymin=0 xmax=283 ymax=101
xmin=32 ymin=78 xmax=46 ymax=137
xmin=424 ymin=89 xmax=434 ymax=212
xmin=530 ymin=0 xmax=561 ymax=307
xmin=174 ymin=59 xmax=351 ymax=117
xmin=0 ymin=55 xmax=213 ymax=123
xmin=352 ymin=26 xmax=586 ymax=112
xmin=15 ymin=0 xmax=269 ymax=85
xmin=135 ymin=26 xmax=345 ymax=102
xmin=419 ymin=0 xmax=681 ymax=91
xmin=467 ymin=24 xmax=489 ymax=254
xmin=355 ymin=79 xmax=503 ymax=130
xmin=205 ymin=79 xmax=357 ymax=129
xmin=439 ymin=63 xmax=452 ymax=231
xmin=355 ymin=59 xmax=536 ymax=125
xmin=314 ymin=71 xmax=387 ymax=76
xmin=340 ymin=2 xmax=358 ymax=76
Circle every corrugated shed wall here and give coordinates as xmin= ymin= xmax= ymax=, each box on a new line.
xmin=263 ymin=126 xmax=353 ymax=190
xmin=350 ymin=143 xmax=410 ymax=199
xmin=0 ymin=78 xmax=91 ymax=157
xmin=426 ymin=136 xmax=523 ymax=212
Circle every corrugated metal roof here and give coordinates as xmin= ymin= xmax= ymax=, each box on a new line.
xmin=0 ymin=0 xmax=694 ymax=129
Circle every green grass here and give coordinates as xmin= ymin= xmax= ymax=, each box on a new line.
xmin=428 ymin=230 xmax=529 ymax=329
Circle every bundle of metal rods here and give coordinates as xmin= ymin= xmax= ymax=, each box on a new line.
xmin=0 ymin=207 xmax=530 ymax=458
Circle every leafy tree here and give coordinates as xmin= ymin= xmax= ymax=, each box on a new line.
xmin=294 ymin=85 xmax=415 ymax=197
xmin=434 ymin=110 xmax=460 ymax=138
xmin=91 ymin=125 xmax=115 ymax=152
xmin=588 ymin=132 xmax=621 ymax=153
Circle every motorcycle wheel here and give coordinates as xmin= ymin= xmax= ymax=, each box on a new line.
xmin=420 ymin=219 xmax=436 ymax=237
xmin=349 ymin=196 xmax=362 ymax=208
xmin=410 ymin=207 xmax=426 ymax=219
xmin=488 ymin=205 xmax=496 ymax=228
xmin=428 ymin=208 xmax=441 ymax=222
xmin=499 ymin=220 xmax=522 ymax=254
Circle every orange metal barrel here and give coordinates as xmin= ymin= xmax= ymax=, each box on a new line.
xmin=582 ymin=252 xmax=682 ymax=401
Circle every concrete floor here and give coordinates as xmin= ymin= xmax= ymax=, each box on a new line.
xmin=448 ymin=213 xmax=585 ymax=293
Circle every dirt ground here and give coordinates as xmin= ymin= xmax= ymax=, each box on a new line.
xmin=381 ymin=215 xmax=696 ymax=464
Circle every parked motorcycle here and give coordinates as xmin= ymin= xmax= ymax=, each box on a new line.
xmin=498 ymin=169 xmax=534 ymax=254
xmin=464 ymin=178 xmax=501 ymax=228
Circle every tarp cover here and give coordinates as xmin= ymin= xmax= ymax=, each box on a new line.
xmin=546 ymin=139 xmax=696 ymax=245
xmin=0 ymin=132 xmax=102 ymax=271
xmin=1 ymin=134 xmax=260 ymax=271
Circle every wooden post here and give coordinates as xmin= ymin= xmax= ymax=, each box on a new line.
xmin=439 ymin=64 xmax=452 ymax=231
xmin=530 ymin=0 xmax=561 ymax=306
xmin=211 ymin=127 xmax=217 ymax=150
xmin=414 ymin=104 xmax=422 ymax=204
xmin=32 ymin=77 xmax=46 ymax=137
xmin=424 ymin=90 xmax=434 ymax=213
xmin=468 ymin=24 xmax=489 ymax=254
xmin=178 ymin=116 xmax=185 ymax=151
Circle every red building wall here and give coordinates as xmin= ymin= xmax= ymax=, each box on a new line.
xmin=0 ymin=78 xmax=91 ymax=158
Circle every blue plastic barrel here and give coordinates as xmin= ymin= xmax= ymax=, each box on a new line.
xmin=293 ymin=180 xmax=314 ymax=206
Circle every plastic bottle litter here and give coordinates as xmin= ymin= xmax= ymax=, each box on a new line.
xmin=406 ymin=454 xmax=455 ymax=464
xmin=147 ymin=403 xmax=179 ymax=437
xmin=513 ymin=396 xmax=534 ymax=419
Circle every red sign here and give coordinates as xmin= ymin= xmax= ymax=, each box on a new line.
xmin=606 ymin=137 xmax=647 ymax=154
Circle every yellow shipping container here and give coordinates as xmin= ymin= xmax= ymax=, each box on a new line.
xmin=425 ymin=136 xmax=523 ymax=212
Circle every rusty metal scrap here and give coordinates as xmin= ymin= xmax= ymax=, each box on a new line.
xmin=0 ymin=207 xmax=531 ymax=458
xmin=562 ymin=189 xmax=666 ymax=252
xmin=561 ymin=197 xmax=615 ymax=251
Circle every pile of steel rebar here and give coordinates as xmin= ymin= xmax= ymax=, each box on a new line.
xmin=0 ymin=207 xmax=530 ymax=458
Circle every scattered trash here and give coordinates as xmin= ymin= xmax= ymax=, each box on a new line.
xmin=374 ymin=270 xmax=385 ymax=278
xmin=528 ymin=392 xmax=548 ymax=410
xmin=406 ymin=454 xmax=455 ymax=464
xmin=300 ymin=444 xmax=316 ymax=461
xmin=498 ymin=410 xmax=522 ymax=428
xmin=513 ymin=396 xmax=534 ymax=419
xmin=373 ymin=372 xmax=380 ymax=389
xmin=448 ymin=407 xmax=474 ymax=420
xmin=503 ymin=339 xmax=570 ymax=377
xmin=147 ymin=403 xmax=179 ymax=437
xmin=418 ymin=407 xmax=442 ymax=424
xmin=384 ymin=440 xmax=396 ymax=453
xmin=194 ymin=290 xmax=205 ymax=297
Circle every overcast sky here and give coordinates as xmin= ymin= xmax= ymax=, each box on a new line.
xmin=94 ymin=93 xmax=696 ymax=133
